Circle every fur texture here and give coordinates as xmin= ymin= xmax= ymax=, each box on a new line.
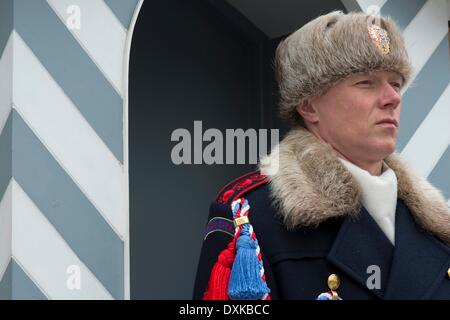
xmin=259 ymin=127 xmax=450 ymax=243
xmin=275 ymin=11 xmax=412 ymax=126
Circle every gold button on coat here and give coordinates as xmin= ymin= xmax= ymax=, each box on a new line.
xmin=328 ymin=274 xmax=340 ymax=291
xmin=447 ymin=267 xmax=450 ymax=278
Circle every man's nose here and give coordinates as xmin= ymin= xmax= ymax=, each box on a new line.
xmin=380 ymin=82 xmax=402 ymax=109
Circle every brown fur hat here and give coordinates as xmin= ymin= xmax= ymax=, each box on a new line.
xmin=275 ymin=10 xmax=413 ymax=126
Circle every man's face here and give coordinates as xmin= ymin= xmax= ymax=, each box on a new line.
xmin=307 ymin=70 xmax=403 ymax=163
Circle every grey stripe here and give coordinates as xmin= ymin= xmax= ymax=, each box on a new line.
xmin=0 ymin=113 xmax=12 ymax=201
xmin=0 ymin=115 xmax=11 ymax=301
xmin=0 ymin=260 xmax=12 ymax=300
xmin=380 ymin=0 xmax=426 ymax=30
xmin=0 ymin=117 xmax=12 ymax=301
xmin=14 ymin=0 xmax=123 ymax=162
xmin=0 ymin=0 xmax=13 ymax=58
xmin=341 ymin=0 xmax=361 ymax=13
xmin=104 ymin=0 xmax=140 ymax=29
xmin=428 ymin=146 xmax=450 ymax=200
xmin=12 ymin=111 xmax=124 ymax=299
xmin=397 ymin=35 xmax=450 ymax=152
xmin=11 ymin=259 xmax=47 ymax=300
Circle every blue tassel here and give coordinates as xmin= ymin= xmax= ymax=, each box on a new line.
xmin=316 ymin=292 xmax=342 ymax=300
xmin=228 ymin=225 xmax=270 ymax=300
xmin=316 ymin=292 xmax=333 ymax=300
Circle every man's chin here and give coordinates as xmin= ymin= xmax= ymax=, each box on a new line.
xmin=381 ymin=143 xmax=397 ymax=158
xmin=370 ymin=139 xmax=397 ymax=158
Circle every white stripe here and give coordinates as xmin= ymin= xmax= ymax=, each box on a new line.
xmin=0 ymin=181 xmax=12 ymax=281
xmin=47 ymin=0 xmax=126 ymax=96
xmin=357 ymin=0 xmax=388 ymax=12
xmin=0 ymin=32 xmax=13 ymax=131
xmin=401 ymin=84 xmax=450 ymax=177
xmin=403 ymin=0 xmax=448 ymax=90
xmin=13 ymin=31 xmax=127 ymax=239
xmin=11 ymin=179 xmax=113 ymax=300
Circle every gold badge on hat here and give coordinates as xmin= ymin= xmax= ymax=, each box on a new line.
xmin=368 ymin=24 xmax=390 ymax=55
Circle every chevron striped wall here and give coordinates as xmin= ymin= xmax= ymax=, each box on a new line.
xmin=343 ymin=0 xmax=450 ymax=204
xmin=0 ymin=0 xmax=142 ymax=299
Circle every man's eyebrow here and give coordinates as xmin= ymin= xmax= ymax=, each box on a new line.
xmin=352 ymin=73 xmax=374 ymax=80
xmin=389 ymin=73 xmax=404 ymax=82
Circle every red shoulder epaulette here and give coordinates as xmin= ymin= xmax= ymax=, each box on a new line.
xmin=215 ymin=170 xmax=268 ymax=206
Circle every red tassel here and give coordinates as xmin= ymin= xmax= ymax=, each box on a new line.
xmin=203 ymin=241 xmax=236 ymax=300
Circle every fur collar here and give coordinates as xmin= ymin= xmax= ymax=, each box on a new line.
xmin=259 ymin=127 xmax=450 ymax=243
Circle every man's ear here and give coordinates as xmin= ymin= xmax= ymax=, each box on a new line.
xmin=295 ymin=100 xmax=319 ymax=124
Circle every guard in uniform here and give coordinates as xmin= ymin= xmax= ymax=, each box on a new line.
xmin=193 ymin=10 xmax=450 ymax=300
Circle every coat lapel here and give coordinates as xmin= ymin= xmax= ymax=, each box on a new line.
xmin=327 ymin=206 xmax=394 ymax=299
xmin=383 ymin=199 xmax=450 ymax=299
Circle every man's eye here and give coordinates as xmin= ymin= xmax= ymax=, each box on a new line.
xmin=356 ymin=80 xmax=373 ymax=85
xmin=390 ymin=82 xmax=402 ymax=92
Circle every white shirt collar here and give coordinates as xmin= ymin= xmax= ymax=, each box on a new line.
xmin=338 ymin=158 xmax=398 ymax=245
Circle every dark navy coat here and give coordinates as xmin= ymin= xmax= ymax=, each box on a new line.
xmin=193 ymin=173 xmax=450 ymax=300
